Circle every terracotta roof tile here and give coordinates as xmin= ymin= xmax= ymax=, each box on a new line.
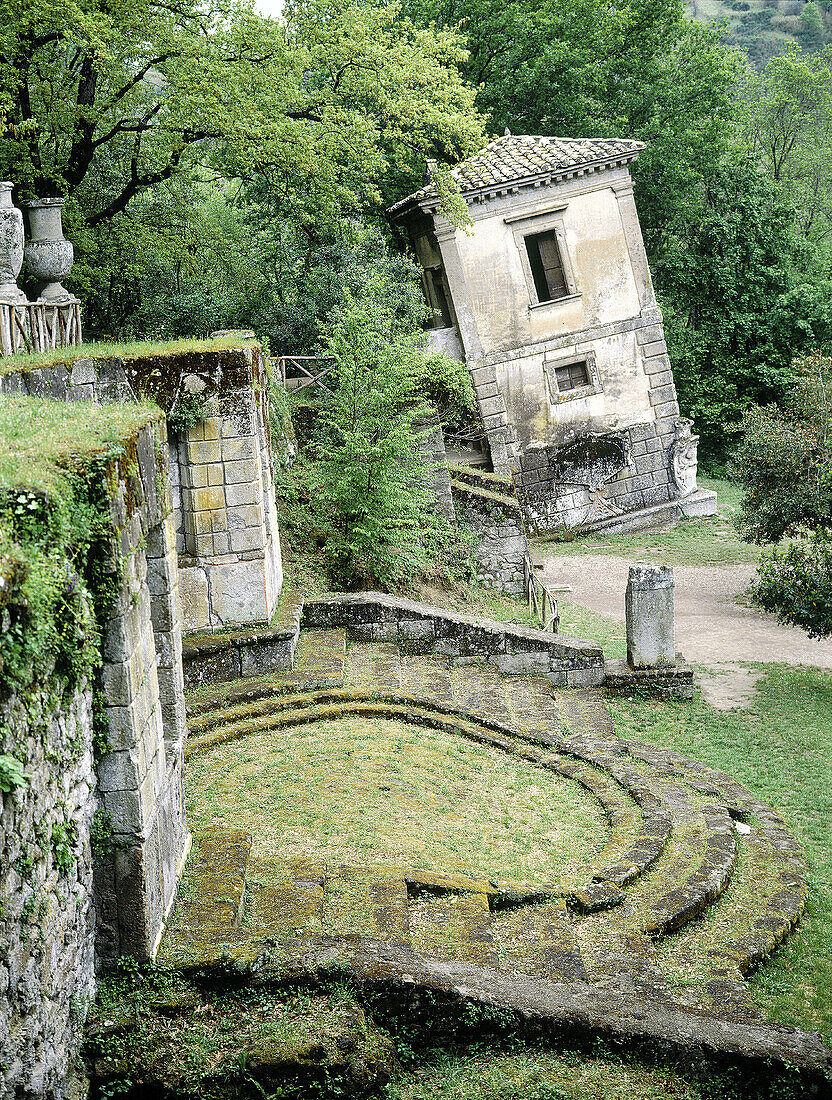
xmin=388 ymin=134 xmax=644 ymax=216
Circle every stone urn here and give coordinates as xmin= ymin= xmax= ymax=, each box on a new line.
xmin=22 ymin=198 xmax=73 ymax=301
xmin=0 ymin=182 xmax=26 ymax=303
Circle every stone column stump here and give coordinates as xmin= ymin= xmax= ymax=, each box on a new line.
xmin=625 ymin=563 xmax=675 ymax=669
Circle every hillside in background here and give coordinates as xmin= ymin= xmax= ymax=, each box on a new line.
xmin=689 ymin=0 xmax=832 ymax=65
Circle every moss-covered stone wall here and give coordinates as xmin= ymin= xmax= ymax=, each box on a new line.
xmin=0 ymin=681 xmax=94 ymax=1098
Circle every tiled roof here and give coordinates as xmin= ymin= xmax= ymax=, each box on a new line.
xmin=388 ymin=134 xmax=644 ymax=216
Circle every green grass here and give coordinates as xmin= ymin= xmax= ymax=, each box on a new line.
xmin=387 ymin=1049 xmax=698 ymax=1100
xmin=530 ymin=477 xmax=766 ymax=567
xmin=0 ymin=332 xmax=257 ymax=374
xmin=608 ymin=664 xmax=832 ymax=1041
xmin=0 ymin=395 xmax=162 ymax=493
xmin=186 ymin=715 xmax=608 ymax=885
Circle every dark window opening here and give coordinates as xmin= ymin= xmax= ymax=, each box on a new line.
xmin=554 ymin=360 xmax=590 ymax=392
xmin=525 ymin=230 xmax=568 ymax=302
xmin=421 ymin=267 xmax=452 ymax=329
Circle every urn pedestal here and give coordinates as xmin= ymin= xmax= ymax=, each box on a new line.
xmin=0 ymin=182 xmax=26 ymax=303
xmin=22 ymin=198 xmax=74 ymax=301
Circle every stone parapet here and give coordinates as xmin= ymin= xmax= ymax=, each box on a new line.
xmin=303 ymin=593 xmax=604 ymax=686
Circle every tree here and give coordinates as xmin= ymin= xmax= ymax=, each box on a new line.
xmin=732 ymin=354 xmax=832 ymax=638
xmin=732 ymin=354 xmax=832 ymax=542
xmin=0 ymin=0 xmax=480 ymax=222
xmin=311 ymin=275 xmax=473 ymax=590
xmin=658 ymin=156 xmax=828 ymax=456
xmin=744 ymin=46 xmax=832 ymax=252
xmin=0 ymin=0 xmax=483 ymax=340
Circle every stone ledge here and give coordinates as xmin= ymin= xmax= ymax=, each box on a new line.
xmin=181 ymin=590 xmax=304 ymax=690
xmin=578 ymin=487 xmax=718 ymax=536
xmin=450 ymin=478 xmax=523 ymax=517
xmin=302 ymin=594 xmax=603 ymax=683
xmin=604 ymin=658 xmax=695 ymax=700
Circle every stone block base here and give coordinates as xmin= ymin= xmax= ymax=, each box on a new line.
xmin=581 ymin=487 xmax=718 ymax=536
xmin=604 ymin=657 xmax=695 ymax=700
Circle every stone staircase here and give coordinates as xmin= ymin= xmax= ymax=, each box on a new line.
xmin=160 ymin=626 xmax=824 ymax=1074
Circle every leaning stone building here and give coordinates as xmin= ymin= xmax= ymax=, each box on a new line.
xmin=388 ymin=134 xmax=716 ymax=533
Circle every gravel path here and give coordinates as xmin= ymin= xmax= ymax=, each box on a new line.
xmin=535 ymin=553 xmax=832 ymax=708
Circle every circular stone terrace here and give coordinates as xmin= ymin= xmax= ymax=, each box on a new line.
xmin=159 ymin=622 xmax=830 ymax=1084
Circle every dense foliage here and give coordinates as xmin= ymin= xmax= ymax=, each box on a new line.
xmin=0 ymin=0 xmax=483 ymax=348
xmin=296 ymin=272 xmax=474 ymax=590
xmin=7 ymin=0 xmax=832 ymax=488
xmin=732 ymin=354 xmax=832 ymax=637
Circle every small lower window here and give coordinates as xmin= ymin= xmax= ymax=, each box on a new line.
xmin=554 ymin=360 xmax=590 ymax=392
xmin=544 ymin=351 xmax=601 ymax=404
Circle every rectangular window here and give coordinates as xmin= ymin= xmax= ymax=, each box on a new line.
xmin=421 ymin=266 xmax=453 ymax=329
xmin=554 ymin=360 xmax=590 ymax=392
xmin=543 ymin=351 xmax=601 ymax=404
xmin=525 ymin=230 xmax=568 ymax=302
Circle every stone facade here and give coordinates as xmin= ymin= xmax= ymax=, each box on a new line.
xmin=388 ymin=135 xmax=717 ymax=532
xmin=93 ymin=418 xmax=190 ymax=963
xmin=0 ymin=682 xmax=95 ymax=1098
xmin=0 ymin=341 xmax=284 ymax=631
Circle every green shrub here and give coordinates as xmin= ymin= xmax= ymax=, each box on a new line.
xmin=751 ymin=534 xmax=832 ymax=638
xmin=312 ymin=279 xmax=473 ymax=591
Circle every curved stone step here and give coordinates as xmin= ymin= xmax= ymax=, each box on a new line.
xmin=408 ymin=890 xmax=498 ymax=967
xmin=184 ymin=692 xmax=655 ymax=910
xmin=345 ymin=642 xmax=402 ymax=690
xmin=324 ymin=866 xmax=410 ymax=944
xmin=492 ymin=898 xmax=586 ymax=981
xmin=399 ymin=654 xmax=455 ymax=704
xmin=246 ymin=856 xmax=325 ymax=944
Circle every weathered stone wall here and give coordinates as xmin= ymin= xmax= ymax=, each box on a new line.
xmin=304 ymin=593 xmax=604 ymax=685
xmin=516 ymin=419 xmax=676 ymax=533
xmin=0 ymin=341 xmax=284 ymax=632
xmin=450 ymin=472 xmax=528 ymax=596
xmin=93 ymin=419 xmax=190 ymax=963
xmin=415 ymin=418 xmax=456 ymax=524
xmin=0 ymin=681 xmax=95 ymax=1098
xmin=173 ymin=347 xmax=283 ymax=631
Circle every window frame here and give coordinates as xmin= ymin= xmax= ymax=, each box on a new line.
xmin=543 ymin=350 xmax=602 ymax=404
xmin=506 ymin=206 xmax=579 ymax=308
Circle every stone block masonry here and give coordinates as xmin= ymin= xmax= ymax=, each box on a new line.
xmin=0 ymin=340 xmax=284 ymax=633
xmin=93 ymin=418 xmax=190 ymax=965
xmin=449 ymin=471 xmax=529 ymax=597
xmin=0 ymin=682 xmax=95 ymax=1099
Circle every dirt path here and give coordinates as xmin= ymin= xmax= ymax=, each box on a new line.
xmin=536 ymin=554 xmax=832 ymax=708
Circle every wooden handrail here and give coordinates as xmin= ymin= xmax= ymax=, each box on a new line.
xmin=523 ymin=552 xmax=559 ymax=633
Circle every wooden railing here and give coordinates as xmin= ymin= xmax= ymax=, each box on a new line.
xmin=277 ymin=355 xmax=335 ymax=395
xmin=1 ymin=299 xmax=82 ymax=357
xmin=523 ymin=553 xmax=559 ymax=633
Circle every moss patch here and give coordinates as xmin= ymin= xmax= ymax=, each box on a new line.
xmin=186 ymin=716 xmax=608 ymax=883
xmin=87 ymin=972 xmax=396 ymax=1098
xmin=0 ymin=334 xmax=256 ymax=375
